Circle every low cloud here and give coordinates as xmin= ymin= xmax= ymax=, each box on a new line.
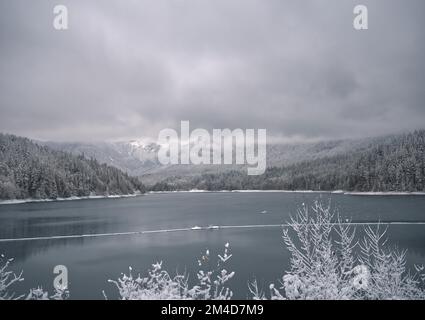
xmin=0 ymin=0 xmax=424 ymax=142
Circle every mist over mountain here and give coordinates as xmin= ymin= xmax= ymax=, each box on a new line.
xmin=39 ymin=130 xmax=425 ymax=192
xmin=150 ymin=130 xmax=425 ymax=192
xmin=1 ymin=129 xmax=422 ymax=200
xmin=43 ymin=140 xmax=161 ymax=176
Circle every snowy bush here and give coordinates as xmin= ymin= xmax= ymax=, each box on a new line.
xmin=25 ymin=287 xmax=69 ymax=300
xmin=107 ymin=243 xmax=234 ymax=300
xmin=190 ymin=242 xmax=234 ymax=300
xmin=0 ymin=254 xmax=69 ymax=300
xmin=107 ymin=262 xmax=190 ymax=300
xmin=0 ymin=255 xmax=24 ymax=300
xmin=261 ymin=200 xmax=425 ymax=300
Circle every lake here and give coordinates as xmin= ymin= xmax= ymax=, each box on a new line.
xmin=1 ymin=192 xmax=425 ymax=299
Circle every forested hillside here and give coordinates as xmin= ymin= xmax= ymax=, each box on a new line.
xmin=150 ymin=130 xmax=425 ymax=192
xmin=3 ymin=130 xmax=423 ymax=197
xmin=0 ymin=134 xmax=145 ymax=200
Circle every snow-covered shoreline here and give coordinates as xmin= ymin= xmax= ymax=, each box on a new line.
xmin=342 ymin=191 xmax=425 ymax=196
xmin=0 ymin=193 xmax=143 ymax=205
xmin=2 ymin=189 xmax=424 ymax=205
xmin=148 ymin=189 xmax=425 ymax=196
xmin=147 ymin=189 xmax=325 ymax=194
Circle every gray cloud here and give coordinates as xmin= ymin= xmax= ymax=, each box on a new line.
xmin=0 ymin=0 xmax=424 ymax=142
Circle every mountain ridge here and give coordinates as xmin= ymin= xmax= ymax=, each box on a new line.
xmin=17 ymin=130 xmax=425 ymax=192
xmin=41 ymin=131 xmax=420 ymax=186
xmin=149 ymin=130 xmax=425 ymax=192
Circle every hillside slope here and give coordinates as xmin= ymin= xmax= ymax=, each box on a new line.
xmin=149 ymin=130 xmax=425 ymax=192
xmin=0 ymin=134 xmax=145 ymax=200
xmin=42 ymin=135 xmax=393 ymax=185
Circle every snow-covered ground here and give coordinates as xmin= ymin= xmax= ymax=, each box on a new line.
xmin=2 ymin=189 xmax=425 ymax=205
xmin=148 ymin=189 xmax=425 ymax=195
xmin=344 ymin=191 xmax=425 ymax=196
xmin=148 ymin=189 xmax=328 ymax=194
xmin=0 ymin=192 xmax=143 ymax=205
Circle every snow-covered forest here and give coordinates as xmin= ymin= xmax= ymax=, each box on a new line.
xmin=150 ymin=130 xmax=425 ymax=192
xmin=1 ymin=130 xmax=425 ymax=199
xmin=1 ymin=201 xmax=424 ymax=300
xmin=0 ymin=134 xmax=145 ymax=200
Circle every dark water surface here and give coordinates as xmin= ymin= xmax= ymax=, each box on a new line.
xmin=1 ymin=192 xmax=424 ymax=299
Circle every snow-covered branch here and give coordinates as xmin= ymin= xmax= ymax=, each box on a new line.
xmin=269 ymin=200 xmax=425 ymax=300
xmin=108 ymin=244 xmax=235 ymax=300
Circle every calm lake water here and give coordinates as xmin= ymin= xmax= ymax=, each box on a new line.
xmin=1 ymin=192 xmax=425 ymax=299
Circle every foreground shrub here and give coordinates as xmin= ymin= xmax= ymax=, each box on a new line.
xmin=252 ymin=201 xmax=425 ymax=300
xmin=0 ymin=255 xmax=68 ymax=300
xmin=107 ymin=243 xmax=234 ymax=300
xmin=0 ymin=255 xmax=23 ymax=300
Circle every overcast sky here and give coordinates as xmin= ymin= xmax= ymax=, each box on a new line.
xmin=0 ymin=0 xmax=424 ymax=142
